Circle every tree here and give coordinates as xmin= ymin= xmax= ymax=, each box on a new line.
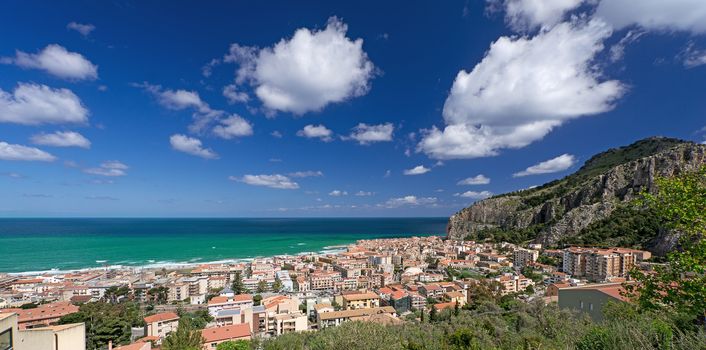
xmin=216 ymin=340 xmax=250 ymax=350
xmin=272 ymin=276 xmax=283 ymax=292
xmin=147 ymin=286 xmax=169 ymax=304
xmin=232 ymin=271 xmax=245 ymax=295
xmin=103 ymin=286 xmax=131 ymax=303
xmin=162 ymin=318 xmax=204 ymax=350
xmin=256 ymin=280 xmax=268 ymax=293
xmin=429 ymin=305 xmax=438 ymax=322
xmin=253 ymin=294 xmax=263 ymax=306
xmin=626 ymin=166 xmax=706 ymax=320
xmin=58 ymin=301 xmax=143 ymax=349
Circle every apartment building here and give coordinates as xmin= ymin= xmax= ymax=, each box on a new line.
xmin=1 ymin=313 xmax=85 ymax=350
xmin=317 ymin=306 xmax=396 ymax=329
xmin=201 ymin=324 xmax=251 ymax=350
xmin=0 ymin=301 xmax=79 ymax=330
xmin=563 ymin=247 xmax=640 ymax=282
xmin=143 ymin=312 xmax=179 ymax=343
xmin=513 ymin=249 xmax=539 ymax=269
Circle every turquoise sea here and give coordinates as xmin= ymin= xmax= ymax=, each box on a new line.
xmin=0 ymin=218 xmax=447 ymax=273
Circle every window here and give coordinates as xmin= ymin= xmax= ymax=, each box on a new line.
xmin=579 ymin=301 xmax=584 ymax=309
xmin=0 ymin=328 xmax=12 ymax=350
xmin=589 ymin=303 xmax=594 ymax=311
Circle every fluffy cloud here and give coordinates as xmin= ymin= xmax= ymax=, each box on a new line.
xmin=213 ymin=115 xmax=254 ymax=139
xmin=231 ymin=174 xmax=299 ymax=189
xmin=136 ymin=83 xmax=254 ymax=138
xmin=297 ymin=124 xmax=333 ymax=142
xmin=84 ymin=161 xmax=128 ymax=177
xmin=30 ymin=131 xmax=91 ymax=148
xmin=67 ymin=22 xmax=95 ymax=36
xmin=491 ymin=0 xmax=584 ymax=31
xmin=2 ymin=44 xmax=98 ymax=80
xmin=288 ymin=171 xmax=324 ymax=178
xmin=0 ymin=83 xmax=89 ymax=125
xmin=419 ymin=19 xmax=623 ymax=159
xmin=454 ymin=190 xmax=493 ymax=199
xmin=347 ymin=123 xmax=394 ymax=145
xmin=513 ymin=153 xmax=575 ymax=177
xmin=457 ymin=174 xmax=491 ymax=185
xmin=329 ymin=190 xmax=348 ymax=196
xmin=222 ymin=84 xmax=249 ymax=104
xmin=403 ymin=165 xmax=431 ymax=175
xmin=224 ymin=17 xmax=375 ymax=114
xmin=355 ymin=191 xmax=374 ymax=196
xmin=595 ymin=0 xmax=706 ymax=34
xmin=0 ymin=141 xmax=56 ymax=161
xmin=383 ymin=195 xmax=437 ymax=208
xmin=169 ymin=134 xmax=218 ymax=159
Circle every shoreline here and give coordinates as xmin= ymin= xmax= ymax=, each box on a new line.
xmin=3 ymin=245 xmax=357 ymax=277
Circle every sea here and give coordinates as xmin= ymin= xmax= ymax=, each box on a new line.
xmin=0 ymin=217 xmax=447 ymax=274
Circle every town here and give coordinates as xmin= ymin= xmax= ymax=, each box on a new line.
xmin=0 ymin=236 xmax=652 ymax=350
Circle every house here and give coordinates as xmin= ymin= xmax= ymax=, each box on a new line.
xmin=143 ymin=312 xmax=179 ymax=342
xmin=545 ymin=283 xmax=571 ymax=297
xmin=114 ymin=341 xmax=151 ymax=350
xmin=389 ymin=290 xmax=411 ymax=314
xmin=0 ymin=301 xmax=79 ymax=329
xmin=557 ymin=283 xmax=629 ymax=322
xmin=201 ymin=323 xmax=251 ymax=349
xmin=0 ymin=312 xmax=86 ymax=350
xmin=340 ymin=292 xmax=380 ymax=310
xmin=318 ymin=306 xmax=396 ymax=329
xmin=273 ymin=312 xmax=307 ymax=335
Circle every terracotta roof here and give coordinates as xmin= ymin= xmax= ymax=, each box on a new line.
xmin=233 ymin=294 xmax=253 ymax=302
xmin=201 ymin=323 xmax=251 ymax=343
xmin=208 ymin=296 xmax=228 ymax=305
xmin=433 ymin=302 xmax=457 ymax=310
xmin=0 ymin=301 xmax=78 ymax=323
xmin=391 ymin=290 xmax=408 ymax=300
xmin=114 ymin=342 xmax=151 ymax=350
xmin=144 ymin=312 xmax=179 ymax=324
xmin=342 ymin=292 xmax=379 ymax=301
xmin=318 ymin=306 xmax=395 ymax=320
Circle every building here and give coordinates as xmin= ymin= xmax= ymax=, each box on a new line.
xmin=562 ymin=247 xmax=641 ymax=282
xmin=513 ymin=249 xmax=539 ymax=269
xmin=0 ymin=301 xmax=79 ymax=329
xmin=201 ymin=323 xmax=251 ymax=349
xmin=557 ymin=283 xmax=628 ymax=322
xmin=389 ymin=291 xmax=411 ymax=314
xmin=494 ymin=274 xmax=534 ymax=295
xmin=143 ymin=312 xmax=179 ymax=342
xmin=273 ymin=312 xmax=307 ymax=335
xmin=317 ymin=306 xmax=396 ymax=329
xmin=340 ymin=292 xmax=380 ymax=310
xmin=0 ymin=312 xmax=85 ymax=350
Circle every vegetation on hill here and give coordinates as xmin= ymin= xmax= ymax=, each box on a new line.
xmin=495 ymin=137 xmax=688 ymax=207
xmin=559 ymin=204 xmax=661 ymax=248
xmin=58 ymin=301 xmax=143 ymax=349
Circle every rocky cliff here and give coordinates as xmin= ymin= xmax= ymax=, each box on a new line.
xmin=447 ymin=137 xmax=706 ymax=250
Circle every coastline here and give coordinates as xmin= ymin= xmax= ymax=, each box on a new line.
xmin=4 ymin=245 xmax=353 ymax=277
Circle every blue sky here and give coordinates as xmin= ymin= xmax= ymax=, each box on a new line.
xmin=1 ymin=0 xmax=705 ymax=217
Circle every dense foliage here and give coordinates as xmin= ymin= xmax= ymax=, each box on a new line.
xmin=162 ymin=318 xmax=204 ymax=350
xmin=560 ymin=205 xmax=661 ymax=248
xmin=256 ymin=301 xmax=704 ymax=350
xmin=58 ymin=301 xmax=143 ymax=350
xmin=627 ymin=166 xmax=706 ymax=320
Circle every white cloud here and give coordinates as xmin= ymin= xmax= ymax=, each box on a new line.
xmin=0 ymin=83 xmax=89 ymax=125
xmin=609 ymin=30 xmax=645 ymax=62
xmin=329 ymin=190 xmax=348 ymax=196
xmin=30 ymin=131 xmax=90 ymax=148
xmin=419 ymin=19 xmax=623 ymax=159
xmin=232 ymin=174 xmax=299 ymax=189
xmin=403 ymin=165 xmax=431 ymax=175
xmin=0 ymin=141 xmax=56 ymax=161
xmin=67 ymin=22 xmax=95 ymax=36
xmin=288 ymin=171 xmax=323 ymax=178
xmin=3 ymin=44 xmax=98 ymax=80
xmin=457 ymin=174 xmax=491 ymax=185
xmin=270 ymin=131 xmax=283 ymax=138
xmin=681 ymin=43 xmax=706 ymax=68
xmin=224 ymin=17 xmax=375 ymax=114
xmin=84 ymin=161 xmax=128 ymax=177
xmin=595 ymin=0 xmax=706 ymax=34
xmin=213 ymin=115 xmax=254 ymax=139
xmin=223 ymin=84 xmax=249 ymax=104
xmin=513 ymin=153 xmax=576 ymax=177
xmin=347 ymin=123 xmax=394 ymax=145
xmin=492 ymin=0 xmax=584 ymax=31
xmin=136 ymin=83 xmax=254 ymax=138
xmin=454 ymin=190 xmax=493 ymax=199
xmin=169 ymin=134 xmax=218 ymax=159
xmin=355 ymin=191 xmax=374 ymax=196
xmin=383 ymin=195 xmax=437 ymax=208
xmin=297 ymin=124 xmax=333 ymax=142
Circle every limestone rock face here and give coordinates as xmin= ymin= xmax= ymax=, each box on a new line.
xmin=447 ymin=139 xmax=706 ymax=251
